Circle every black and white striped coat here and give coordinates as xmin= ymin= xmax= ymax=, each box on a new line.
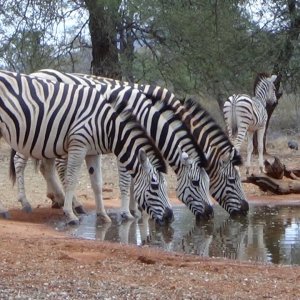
xmin=22 ymin=69 xmax=213 ymax=220
xmin=80 ymin=75 xmax=250 ymax=217
xmin=56 ymin=71 xmax=249 ymax=216
xmin=0 ymin=70 xmax=173 ymax=225
xmin=223 ymin=73 xmax=278 ymax=174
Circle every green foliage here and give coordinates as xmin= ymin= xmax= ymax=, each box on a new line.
xmin=130 ymin=1 xmax=284 ymax=98
xmin=0 ymin=0 xmax=299 ymax=116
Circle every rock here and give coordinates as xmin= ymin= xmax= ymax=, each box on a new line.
xmin=288 ymin=140 xmax=298 ymax=150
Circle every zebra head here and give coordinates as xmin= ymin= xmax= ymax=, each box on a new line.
xmin=254 ymin=73 xmax=278 ymax=106
xmin=210 ymin=147 xmax=249 ymax=217
xmin=176 ymin=151 xmax=213 ymax=220
xmin=132 ymin=149 xmax=174 ymax=226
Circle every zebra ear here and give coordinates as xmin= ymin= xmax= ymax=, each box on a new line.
xmin=222 ymin=148 xmax=242 ymax=166
xmin=181 ymin=151 xmax=192 ymax=166
xmin=270 ymin=75 xmax=277 ymax=82
xmin=231 ymin=147 xmax=243 ymax=166
xmin=138 ymin=149 xmax=151 ymax=172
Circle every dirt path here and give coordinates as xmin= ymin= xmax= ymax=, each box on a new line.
xmin=1 ymin=142 xmax=300 ymax=299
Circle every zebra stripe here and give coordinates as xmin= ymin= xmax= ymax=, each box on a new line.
xmin=179 ymin=99 xmax=249 ymax=216
xmin=28 ymin=69 xmax=214 ymax=220
xmin=78 ymin=74 xmax=248 ymax=217
xmin=223 ymin=73 xmax=278 ymax=174
xmin=79 ymin=72 xmax=248 ymax=216
xmin=0 ymin=70 xmax=173 ymax=225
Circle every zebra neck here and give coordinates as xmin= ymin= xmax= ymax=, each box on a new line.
xmin=253 ymin=95 xmax=266 ymax=107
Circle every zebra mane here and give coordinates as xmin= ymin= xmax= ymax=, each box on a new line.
xmin=253 ymin=72 xmax=271 ymax=95
xmin=183 ymin=98 xmax=236 ymax=154
xmin=157 ymin=103 xmax=209 ymax=168
xmin=115 ymin=106 xmax=168 ymax=174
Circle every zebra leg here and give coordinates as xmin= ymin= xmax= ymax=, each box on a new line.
xmin=246 ymin=131 xmax=254 ymax=175
xmin=0 ymin=201 xmax=10 ymax=219
xmin=55 ymin=158 xmax=86 ymax=215
xmin=129 ymin=179 xmax=141 ymax=218
xmin=85 ymin=155 xmax=111 ymax=223
xmin=257 ymin=128 xmax=265 ymax=173
xmin=63 ymin=149 xmax=88 ymax=225
xmin=117 ymin=162 xmax=135 ymax=220
xmin=138 ymin=212 xmax=151 ymax=244
xmin=40 ymin=159 xmax=65 ymax=209
xmin=13 ymin=153 xmax=32 ymax=212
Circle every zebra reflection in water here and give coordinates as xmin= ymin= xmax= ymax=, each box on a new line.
xmin=75 ymin=205 xmax=299 ymax=264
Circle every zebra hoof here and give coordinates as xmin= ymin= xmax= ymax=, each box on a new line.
xmin=96 ymin=213 xmax=112 ymax=223
xmin=130 ymin=209 xmax=141 ymax=218
xmin=120 ymin=212 xmax=135 ymax=221
xmin=51 ymin=202 xmax=63 ymax=209
xmin=67 ymin=219 xmax=80 ymax=226
xmin=0 ymin=211 xmax=10 ymax=219
xmin=22 ymin=205 xmax=33 ymax=213
xmin=63 ymin=210 xmax=80 ymax=225
xmin=74 ymin=205 xmax=86 ymax=215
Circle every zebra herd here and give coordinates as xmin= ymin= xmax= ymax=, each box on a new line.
xmin=0 ymin=69 xmax=279 ymax=226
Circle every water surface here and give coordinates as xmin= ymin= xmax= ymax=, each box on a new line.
xmin=66 ymin=204 xmax=300 ymax=265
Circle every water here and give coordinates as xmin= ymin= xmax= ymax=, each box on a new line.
xmin=65 ymin=204 xmax=300 ymax=265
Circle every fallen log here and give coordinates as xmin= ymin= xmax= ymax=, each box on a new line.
xmin=242 ymin=156 xmax=300 ymax=194
xmin=243 ymin=173 xmax=300 ymax=194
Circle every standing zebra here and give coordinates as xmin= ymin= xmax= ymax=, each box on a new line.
xmin=0 ymin=70 xmax=174 ymax=225
xmin=223 ymin=73 xmax=279 ymax=174
xmin=30 ymin=69 xmax=248 ymax=217
xmin=79 ymin=73 xmax=249 ymax=216
xmin=9 ymin=70 xmax=214 ymax=221
xmin=28 ymin=70 xmax=213 ymax=220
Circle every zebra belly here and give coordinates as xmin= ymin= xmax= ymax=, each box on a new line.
xmin=0 ymin=121 xmax=69 ymax=159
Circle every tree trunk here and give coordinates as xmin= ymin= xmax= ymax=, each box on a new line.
xmin=84 ymin=0 xmax=122 ymax=78
xmin=253 ymin=0 xmax=300 ymax=155
xmin=243 ymin=156 xmax=300 ymax=194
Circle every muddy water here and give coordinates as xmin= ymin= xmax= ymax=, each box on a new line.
xmin=67 ymin=204 xmax=300 ymax=265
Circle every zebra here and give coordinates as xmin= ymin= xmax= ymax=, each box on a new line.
xmin=79 ymin=74 xmax=249 ymax=217
xmin=223 ymin=73 xmax=279 ymax=174
xmin=160 ymin=97 xmax=250 ymax=216
xmin=10 ymin=69 xmax=214 ymax=221
xmin=0 ymin=70 xmax=174 ymax=225
xmin=29 ymin=69 xmax=249 ymax=217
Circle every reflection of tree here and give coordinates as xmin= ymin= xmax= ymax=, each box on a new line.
xmin=250 ymin=206 xmax=295 ymax=264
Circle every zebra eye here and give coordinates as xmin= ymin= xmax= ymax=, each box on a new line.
xmin=192 ymin=180 xmax=199 ymax=187
xmin=151 ymin=175 xmax=159 ymax=190
xmin=228 ymin=177 xmax=235 ymax=184
xmin=151 ymin=182 xmax=159 ymax=190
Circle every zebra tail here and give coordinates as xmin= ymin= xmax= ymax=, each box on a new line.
xmin=9 ymin=149 xmax=16 ymax=186
xmin=230 ymin=97 xmax=238 ymax=139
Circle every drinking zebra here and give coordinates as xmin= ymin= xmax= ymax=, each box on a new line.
xmin=223 ymin=73 xmax=279 ymax=174
xmin=30 ymin=70 xmax=214 ymax=220
xmin=167 ymin=98 xmax=249 ymax=216
xmin=0 ymin=70 xmax=173 ymax=225
xmin=32 ymin=69 xmax=248 ymax=216
xmin=79 ymin=74 xmax=249 ymax=217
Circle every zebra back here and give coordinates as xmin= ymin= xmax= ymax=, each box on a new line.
xmin=30 ymin=69 xmax=214 ymax=219
xmin=31 ymin=70 xmax=209 ymax=172
xmin=113 ymin=106 xmax=167 ymax=174
xmin=0 ymin=70 xmax=172 ymax=224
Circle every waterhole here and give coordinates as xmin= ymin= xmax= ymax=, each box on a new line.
xmin=64 ymin=204 xmax=300 ymax=265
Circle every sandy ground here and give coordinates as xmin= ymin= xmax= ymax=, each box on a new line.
xmin=1 ymin=141 xmax=300 ymax=299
